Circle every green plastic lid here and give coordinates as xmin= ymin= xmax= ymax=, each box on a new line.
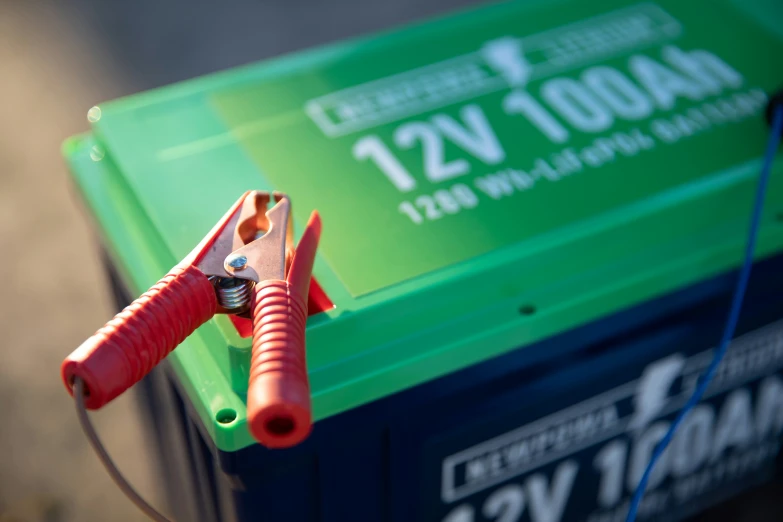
xmin=66 ymin=0 xmax=783 ymax=451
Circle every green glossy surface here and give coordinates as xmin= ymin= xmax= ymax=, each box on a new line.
xmin=66 ymin=0 xmax=783 ymax=451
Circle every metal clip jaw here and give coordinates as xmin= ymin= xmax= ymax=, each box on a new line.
xmin=62 ymin=190 xmax=321 ymax=448
xmin=194 ymin=191 xmax=296 ymax=315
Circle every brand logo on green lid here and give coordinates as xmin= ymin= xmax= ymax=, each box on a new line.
xmin=305 ymin=4 xmax=682 ymax=138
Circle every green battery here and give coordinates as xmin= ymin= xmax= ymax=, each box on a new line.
xmin=64 ymin=0 xmax=783 ymax=519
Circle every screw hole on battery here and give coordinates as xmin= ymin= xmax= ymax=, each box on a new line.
xmin=518 ymin=304 xmax=536 ymax=316
xmin=216 ymin=408 xmax=238 ymax=424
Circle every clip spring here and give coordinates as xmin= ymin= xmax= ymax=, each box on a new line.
xmin=209 ymin=276 xmax=255 ymax=313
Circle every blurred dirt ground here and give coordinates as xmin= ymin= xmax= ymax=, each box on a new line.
xmin=0 ymin=4 xmax=156 ymax=522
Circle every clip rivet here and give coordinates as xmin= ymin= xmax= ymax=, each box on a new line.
xmin=225 ymin=254 xmax=248 ymax=270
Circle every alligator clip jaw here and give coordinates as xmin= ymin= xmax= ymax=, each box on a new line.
xmin=193 ymin=191 xmax=296 ymax=315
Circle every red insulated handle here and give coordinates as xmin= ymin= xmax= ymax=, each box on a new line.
xmin=61 ymin=264 xmax=217 ymax=409
xmin=246 ymin=279 xmax=311 ymax=448
xmin=247 ymin=211 xmax=321 ymax=448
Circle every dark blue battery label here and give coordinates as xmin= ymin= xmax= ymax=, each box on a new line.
xmin=428 ymin=321 xmax=783 ymax=522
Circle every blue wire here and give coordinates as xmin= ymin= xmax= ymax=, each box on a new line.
xmin=625 ymin=104 xmax=783 ymax=522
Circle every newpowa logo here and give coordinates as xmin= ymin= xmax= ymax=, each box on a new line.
xmin=304 ymin=3 xmax=682 ymax=137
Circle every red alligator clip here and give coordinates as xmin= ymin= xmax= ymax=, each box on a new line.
xmin=61 ymin=191 xmax=321 ymax=448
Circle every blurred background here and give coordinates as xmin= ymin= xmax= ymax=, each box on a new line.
xmin=0 ymin=1 xmax=477 ymax=520
xmin=2 ymin=2 xmax=781 ymax=522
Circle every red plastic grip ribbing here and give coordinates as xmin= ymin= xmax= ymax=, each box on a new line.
xmin=61 ymin=264 xmax=216 ymax=409
xmin=246 ymin=279 xmax=311 ymax=448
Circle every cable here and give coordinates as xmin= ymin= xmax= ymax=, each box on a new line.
xmin=74 ymin=377 xmax=174 ymax=522
xmin=625 ymin=103 xmax=783 ymax=522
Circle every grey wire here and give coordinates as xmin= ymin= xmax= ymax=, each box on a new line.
xmin=74 ymin=377 xmax=174 ymax=522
